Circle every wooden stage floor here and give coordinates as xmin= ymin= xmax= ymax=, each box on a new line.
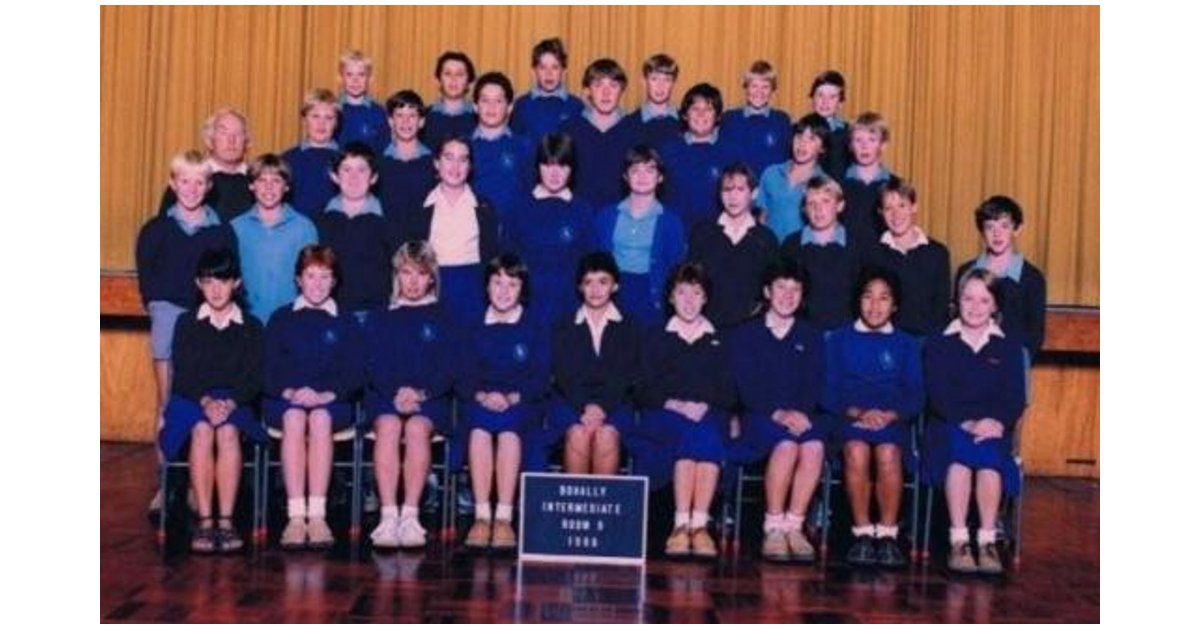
xmin=101 ymin=443 xmax=1099 ymax=623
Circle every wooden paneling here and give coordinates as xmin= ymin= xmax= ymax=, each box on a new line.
xmin=100 ymin=329 xmax=157 ymax=442
xmin=100 ymin=5 xmax=1099 ymax=305
xmin=1021 ymin=362 xmax=1100 ymax=478
xmin=1043 ymin=307 xmax=1099 ymax=354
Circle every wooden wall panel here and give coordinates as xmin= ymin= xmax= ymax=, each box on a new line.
xmin=100 ymin=329 xmax=158 ymax=443
xmin=101 ymin=6 xmax=1099 ymax=306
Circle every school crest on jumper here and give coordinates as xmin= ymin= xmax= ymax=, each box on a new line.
xmin=765 ymin=133 xmax=777 ymax=147
xmin=501 ymin=152 xmax=515 ymax=169
xmin=322 ymin=328 xmax=339 ymax=345
xmin=708 ymin=166 xmax=721 ymax=180
xmin=558 ymin=224 xmax=575 ymax=243
xmin=878 ymin=349 xmax=897 ymax=371
xmin=793 ymin=343 xmax=805 ymax=353
xmin=513 ymin=343 xmax=530 ymax=362
xmin=421 ymin=323 xmax=437 ymax=342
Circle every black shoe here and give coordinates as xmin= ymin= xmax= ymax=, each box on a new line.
xmin=876 ymin=537 xmax=907 ymax=568
xmin=846 ymin=535 xmax=877 ymax=566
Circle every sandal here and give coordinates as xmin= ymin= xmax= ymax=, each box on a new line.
xmin=215 ymin=517 xmax=244 ymax=553
xmin=191 ymin=517 xmax=217 ymax=554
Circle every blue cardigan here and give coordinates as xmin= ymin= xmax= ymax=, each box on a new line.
xmin=594 ymin=203 xmax=687 ymax=318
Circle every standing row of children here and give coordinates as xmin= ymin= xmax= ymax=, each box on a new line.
xmin=136 ymin=39 xmax=1047 ymax=575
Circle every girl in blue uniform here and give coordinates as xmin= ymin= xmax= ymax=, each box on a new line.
xmin=365 ymin=241 xmax=458 ymax=550
xmin=160 ymin=248 xmax=264 ymax=553
xmin=548 ymin=252 xmax=640 ymax=476
xmin=637 ymin=262 xmax=737 ymax=559
xmin=263 ymin=245 xmax=364 ymax=549
xmin=506 ymin=133 xmax=595 ymax=327
xmin=824 ymin=266 xmax=924 ymax=568
xmin=595 ymin=145 xmax=686 ymax=326
xmin=460 ymin=254 xmax=550 ymax=551
xmin=731 ymin=258 xmax=826 ymax=562
xmin=924 ymin=269 xmax=1026 ymax=575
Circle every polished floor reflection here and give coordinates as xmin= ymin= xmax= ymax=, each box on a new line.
xmin=101 ymin=443 xmax=1099 ymax=623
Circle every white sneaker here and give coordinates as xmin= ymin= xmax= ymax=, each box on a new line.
xmin=396 ymin=515 xmax=428 ymax=549
xmin=370 ymin=516 xmax=401 ymax=548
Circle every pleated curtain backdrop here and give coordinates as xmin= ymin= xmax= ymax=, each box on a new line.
xmin=100 ymin=5 xmax=1098 ymax=305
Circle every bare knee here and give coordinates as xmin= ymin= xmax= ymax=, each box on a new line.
xmin=843 ymin=441 xmax=870 ymax=472
xmin=874 ymin=444 xmax=902 ymax=473
xmin=566 ymin=425 xmax=591 ymax=450
xmin=798 ymin=441 xmax=824 ymax=468
xmin=215 ymin=425 xmax=240 ymax=451
xmin=404 ymin=417 xmax=432 ymax=444
xmin=594 ymin=426 xmax=619 ymax=449
xmin=374 ymin=415 xmax=402 ymax=444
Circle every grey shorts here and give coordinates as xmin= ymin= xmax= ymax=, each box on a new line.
xmin=148 ymin=300 xmax=188 ymax=360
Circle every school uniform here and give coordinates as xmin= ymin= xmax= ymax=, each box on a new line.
xmin=505 ymin=187 xmax=595 ymax=326
xmin=841 ymin=164 xmax=894 ymax=247
xmin=547 ymin=303 xmax=640 ymax=439
xmin=160 ymin=304 xmax=266 ymax=459
xmin=362 ymin=297 xmax=458 ymax=433
xmin=398 ymin=185 xmax=499 ymax=325
xmin=780 ymin=224 xmax=863 ymax=330
xmin=657 ymin=131 xmax=745 ymax=234
xmin=822 ymin=320 xmax=924 ymax=457
xmin=511 ymin=86 xmax=585 ymax=144
xmin=731 ymin=315 xmax=828 ymax=463
xmin=719 ymin=106 xmax=792 ymax=179
xmin=377 ymin=141 xmax=437 ymax=239
xmin=922 ymin=320 xmax=1027 ymax=493
xmin=757 ymin=162 xmax=828 ymax=242
xmin=865 ymin=229 xmax=952 ymax=337
xmin=263 ymin=298 xmax=364 ymax=430
xmin=158 ymin=161 xmax=254 ymax=224
xmin=687 ymin=215 xmax=779 ymax=329
xmin=422 ymin=100 xmax=477 ymax=152
xmin=634 ymin=317 xmax=738 ymax=489
xmin=806 ymin=113 xmax=851 ymax=181
xmin=956 ymin=254 xmax=1048 ymax=357
xmin=460 ymin=306 xmax=550 ymax=435
xmin=231 ymin=204 xmax=319 ymax=325
xmin=336 ymin=96 xmax=390 ymax=155
xmin=470 ymin=127 xmax=535 ymax=225
xmin=632 ymin=103 xmax=682 ymax=149
xmin=281 ymin=142 xmax=339 ymax=218
xmin=315 ymin=195 xmax=396 ymax=315
xmin=556 ymin=109 xmax=641 ymax=208
xmin=595 ymin=198 xmax=687 ymax=326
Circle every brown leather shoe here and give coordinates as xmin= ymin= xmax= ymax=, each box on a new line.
xmin=948 ymin=542 xmax=977 ymax=573
xmin=665 ymin=526 xmax=691 ymax=557
xmin=690 ymin=528 xmax=718 ymax=558
xmin=491 ymin=520 xmax=517 ymax=550
xmin=977 ymin=542 xmax=1004 ymax=575
xmin=464 ymin=519 xmax=492 ymax=549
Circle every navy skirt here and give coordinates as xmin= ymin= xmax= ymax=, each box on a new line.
xmin=832 ymin=415 xmax=916 ymax=469
xmin=365 ymin=392 xmax=452 ymax=435
xmin=546 ymin=399 xmax=637 ymax=437
xmin=464 ymin=400 xmax=543 ymax=434
xmin=922 ymin=421 xmax=1022 ymax=495
xmin=263 ymin=398 xmax=355 ymax=431
xmin=737 ymin=410 xmax=832 ymax=464
xmin=159 ymin=393 xmax=267 ymax=460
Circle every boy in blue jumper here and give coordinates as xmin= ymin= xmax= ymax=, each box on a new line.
xmin=231 ymin=154 xmax=319 ymax=325
xmin=758 ymin=114 xmax=831 ymax=243
xmin=470 ymin=71 xmax=535 ymax=226
xmin=378 ymin=90 xmax=437 ymax=238
xmin=924 ymin=269 xmax=1026 ymax=575
xmin=633 ymin=53 xmax=681 ymax=149
xmin=511 ymin=37 xmax=585 ymax=144
xmin=365 ymin=241 xmax=459 ymax=550
xmin=264 ymin=245 xmax=365 ymax=549
xmin=636 ymin=263 xmax=737 ymax=559
xmin=780 ymin=176 xmax=863 ymax=330
xmin=842 ymin=112 xmax=897 ymax=246
xmin=557 ymin=58 xmax=642 ymax=209
xmin=550 ymin=252 xmax=640 ymax=476
xmin=460 ymin=255 xmax=551 ymax=551
xmin=315 ymin=143 xmax=395 ymax=319
xmin=955 ymin=195 xmax=1047 ymax=359
xmin=731 ymin=258 xmax=827 ymax=562
xmin=802 ymin=70 xmax=851 ymax=181
xmin=866 ymin=178 xmax=951 ymax=336
xmin=823 ymin=267 xmax=924 ymax=568
xmin=335 ymin=50 xmax=389 ymax=155
xmin=423 ymin=51 xmax=478 ymax=152
xmin=594 ymin=145 xmax=687 ymax=326
xmin=720 ymin=61 xmax=792 ymax=179
xmin=160 ymin=248 xmax=264 ymax=554
xmin=658 ymin=83 xmax=745 ymax=234
xmin=687 ymin=163 xmax=779 ymax=329
xmin=506 ymin=132 xmax=595 ymax=326
xmin=282 ymin=88 xmax=341 ymax=218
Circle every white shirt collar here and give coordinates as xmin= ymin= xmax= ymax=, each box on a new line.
xmin=390 ymin=294 xmax=438 ymax=309
xmin=944 ymin=318 xmax=1005 ymax=353
xmin=197 ymin=303 xmax=244 ymax=330
xmin=880 ymin=227 xmax=930 ymax=253
xmin=533 ymin=185 xmax=573 ymax=202
xmin=204 ymin=158 xmax=248 ymax=176
xmin=854 ymin=319 xmax=894 ymax=334
xmin=666 ymin=315 xmax=716 ymax=344
xmin=424 ymin=184 xmax=478 ymax=210
xmin=574 ymin=303 xmax=624 ymax=325
xmin=293 ymin=296 xmax=338 ymax=317
xmin=485 ymin=305 xmax=524 ymax=325
xmin=717 ymin=212 xmax=756 ymax=243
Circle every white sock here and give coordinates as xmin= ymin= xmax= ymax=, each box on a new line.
xmin=475 ymin=503 xmax=493 ymax=522
xmin=307 ymin=496 xmax=326 ymax=519
xmin=381 ymin=505 xmax=399 ymax=520
xmin=400 ymin=505 xmax=419 ymax=520
xmin=495 ymin=504 xmax=513 ymax=522
xmin=851 ymin=524 xmax=875 ymax=538
xmin=784 ymin=512 xmax=805 ymax=532
xmin=977 ymin=528 xmax=998 ymax=545
xmin=287 ymin=498 xmax=306 ymax=519
xmin=875 ymin=524 xmax=899 ymax=539
xmin=690 ymin=511 xmax=710 ymax=530
xmin=674 ymin=512 xmax=691 ymax=528
xmin=949 ymin=527 xmax=970 ymax=545
xmin=763 ymin=512 xmax=785 ymax=533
